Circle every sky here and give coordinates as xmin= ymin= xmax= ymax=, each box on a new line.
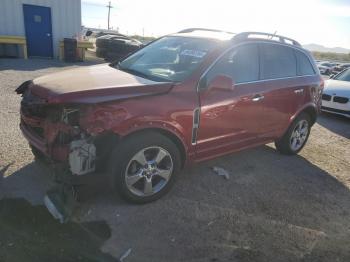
xmin=81 ymin=0 xmax=350 ymax=48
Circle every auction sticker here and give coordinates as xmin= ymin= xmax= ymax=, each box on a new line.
xmin=181 ymin=49 xmax=207 ymax=58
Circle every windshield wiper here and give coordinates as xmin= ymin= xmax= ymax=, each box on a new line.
xmin=117 ymin=66 xmax=171 ymax=82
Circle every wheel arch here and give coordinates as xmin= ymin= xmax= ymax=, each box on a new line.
xmin=121 ymin=127 xmax=188 ymax=167
xmin=291 ymin=103 xmax=318 ymax=126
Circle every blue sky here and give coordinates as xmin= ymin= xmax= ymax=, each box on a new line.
xmin=82 ymin=0 xmax=350 ymax=48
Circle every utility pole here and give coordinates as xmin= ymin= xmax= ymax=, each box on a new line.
xmin=106 ymin=1 xmax=113 ymax=30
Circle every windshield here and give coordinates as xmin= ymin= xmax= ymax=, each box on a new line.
xmin=117 ymin=36 xmax=219 ymax=82
xmin=334 ymin=69 xmax=350 ymax=82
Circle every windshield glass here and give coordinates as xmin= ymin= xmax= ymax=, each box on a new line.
xmin=334 ymin=69 xmax=350 ymax=82
xmin=117 ymin=36 xmax=219 ymax=82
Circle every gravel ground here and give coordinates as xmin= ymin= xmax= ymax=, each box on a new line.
xmin=0 ymin=58 xmax=350 ymax=262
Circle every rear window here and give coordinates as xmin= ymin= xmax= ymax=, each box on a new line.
xmin=260 ymin=44 xmax=297 ymax=79
xmin=295 ymin=50 xmax=315 ymax=76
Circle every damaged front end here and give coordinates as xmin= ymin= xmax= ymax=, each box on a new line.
xmin=17 ymin=81 xmax=104 ymax=222
xmin=18 ymin=81 xmax=97 ymax=175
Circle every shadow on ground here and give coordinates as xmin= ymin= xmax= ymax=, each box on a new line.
xmin=317 ymin=112 xmax=350 ymax=138
xmin=1 ymin=145 xmax=350 ymax=261
xmin=0 ymin=198 xmax=115 ymax=262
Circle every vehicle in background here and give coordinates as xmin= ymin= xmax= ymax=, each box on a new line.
xmin=17 ymin=29 xmax=323 ymax=204
xmin=322 ymin=68 xmax=350 ymax=118
xmin=96 ymin=34 xmax=143 ymax=62
xmin=332 ymin=63 xmax=350 ymax=74
xmin=317 ymin=61 xmax=335 ymax=75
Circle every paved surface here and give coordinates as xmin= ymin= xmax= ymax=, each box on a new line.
xmin=0 ymin=58 xmax=350 ymax=262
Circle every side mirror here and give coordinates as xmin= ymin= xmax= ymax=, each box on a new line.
xmin=207 ymin=74 xmax=234 ymax=91
xmin=85 ymin=30 xmax=93 ymax=37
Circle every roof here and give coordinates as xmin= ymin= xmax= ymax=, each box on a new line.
xmin=172 ymin=28 xmax=302 ymax=48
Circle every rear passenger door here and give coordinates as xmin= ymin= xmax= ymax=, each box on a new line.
xmin=257 ymin=43 xmax=301 ymax=139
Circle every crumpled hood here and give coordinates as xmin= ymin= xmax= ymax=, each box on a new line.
xmin=29 ymin=64 xmax=173 ymax=104
xmin=324 ymin=79 xmax=350 ymax=97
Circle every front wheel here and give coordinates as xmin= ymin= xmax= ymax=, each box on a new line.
xmin=275 ymin=113 xmax=311 ymax=155
xmin=108 ymin=132 xmax=181 ymax=204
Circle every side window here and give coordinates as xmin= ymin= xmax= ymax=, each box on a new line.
xmin=260 ymin=44 xmax=296 ymax=79
xmin=205 ymin=44 xmax=259 ymax=85
xmin=295 ymin=50 xmax=315 ymax=76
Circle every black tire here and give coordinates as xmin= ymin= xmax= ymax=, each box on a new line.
xmin=30 ymin=144 xmax=48 ymax=163
xmin=96 ymin=47 xmax=108 ymax=58
xmin=108 ymin=131 xmax=181 ymax=204
xmin=275 ymin=113 xmax=311 ymax=155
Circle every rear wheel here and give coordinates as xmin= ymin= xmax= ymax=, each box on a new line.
xmin=275 ymin=113 xmax=311 ymax=155
xmin=108 ymin=132 xmax=181 ymax=203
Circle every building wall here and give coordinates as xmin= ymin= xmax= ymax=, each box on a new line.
xmin=0 ymin=0 xmax=81 ymax=58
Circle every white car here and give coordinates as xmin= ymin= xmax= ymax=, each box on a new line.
xmin=322 ymin=68 xmax=350 ymax=118
xmin=317 ymin=62 xmax=336 ymax=75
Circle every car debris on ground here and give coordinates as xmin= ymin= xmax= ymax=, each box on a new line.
xmin=211 ymin=166 xmax=230 ymax=180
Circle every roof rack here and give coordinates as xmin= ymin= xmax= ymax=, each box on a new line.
xmin=178 ymin=28 xmax=235 ymax=35
xmin=232 ymin=32 xmax=301 ymax=47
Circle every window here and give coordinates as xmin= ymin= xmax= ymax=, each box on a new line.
xmin=295 ymin=50 xmax=315 ymax=76
xmin=34 ymin=15 xmax=42 ymax=23
xmin=118 ymin=36 xmax=219 ymax=82
xmin=205 ymin=44 xmax=259 ymax=85
xmin=334 ymin=68 xmax=350 ymax=82
xmin=260 ymin=44 xmax=297 ymax=79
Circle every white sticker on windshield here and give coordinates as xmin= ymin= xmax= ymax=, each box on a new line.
xmin=181 ymin=49 xmax=207 ymax=58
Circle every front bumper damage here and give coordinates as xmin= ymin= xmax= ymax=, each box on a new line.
xmin=18 ymin=83 xmax=103 ymax=222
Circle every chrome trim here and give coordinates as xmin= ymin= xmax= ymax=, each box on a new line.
xmin=294 ymin=89 xmax=304 ymax=94
xmin=191 ymin=107 xmax=200 ymax=145
xmin=233 ymin=75 xmax=317 ymax=86
xmin=196 ymin=40 xmax=318 ymax=92
xmin=252 ymin=94 xmax=264 ymax=102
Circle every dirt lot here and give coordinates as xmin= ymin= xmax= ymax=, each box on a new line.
xmin=0 ymin=58 xmax=350 ymax=262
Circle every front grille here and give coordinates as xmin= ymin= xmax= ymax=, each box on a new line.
xmin=21 ymin=90 xmax=47 ymax=118
xmin=322 ymin=94 xmax=332 ymax=101
xmin=21 ymin=90 xmax=62 ymax=121
xmin=333 ymin=96 xmax=349 ymax=104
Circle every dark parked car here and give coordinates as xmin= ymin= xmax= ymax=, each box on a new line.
xmin=95 ymin=34 xmax=143 ymax=61
xmin=17 ymin=29 xmax=323 ymax=204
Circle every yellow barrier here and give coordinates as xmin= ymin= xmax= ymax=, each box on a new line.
xmin=59 ymin=40 xmax=94 ymax=61
xmin=0 ymin=35 xmax=28 ymax=59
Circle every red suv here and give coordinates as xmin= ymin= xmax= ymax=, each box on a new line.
xmin=17 ymin=29 xmax=323 ymax=203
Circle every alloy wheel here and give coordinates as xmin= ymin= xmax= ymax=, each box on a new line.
xmin=290 ymin=119 xmax=309 ymax=151
xmin=125 ymin=146 xmax=173 ymax=197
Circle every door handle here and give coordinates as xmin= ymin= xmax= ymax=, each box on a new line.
xmin=294 ymin=88 xmax=304 ymax=94
xmin=252 ymin=94 xmax=264 ymax=102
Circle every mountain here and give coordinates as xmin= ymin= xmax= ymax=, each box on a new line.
xmin=303 ymin=44 xmax=350 ymax=54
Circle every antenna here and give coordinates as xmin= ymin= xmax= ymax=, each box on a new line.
xmin=270 ymin=31 xmax=277 ymax=39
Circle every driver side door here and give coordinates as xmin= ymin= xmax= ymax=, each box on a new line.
xmin=195 ymin=44 xmax=266 ymax=161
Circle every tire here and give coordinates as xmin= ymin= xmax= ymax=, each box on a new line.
xmin=275 ymin=113 xmax=311 ymax=155
xmin=108 ymin=131 xmax=181 ymax=204
xmin=96 ymin=47 xmax=108 ymax=58
xmin=30 ymin=144 xmax=48 ymax=163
